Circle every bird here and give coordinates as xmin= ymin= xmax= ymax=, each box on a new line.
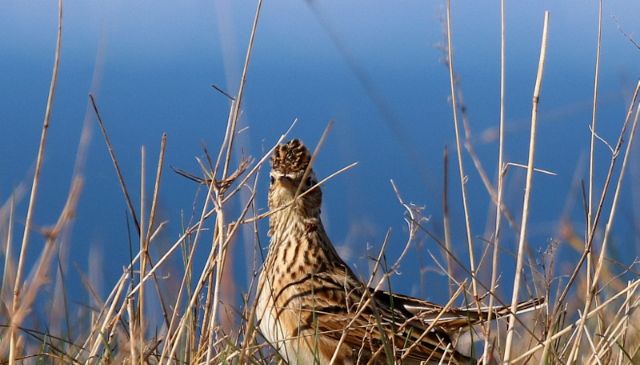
xmin=255 ymin=139 xmax=543 ymax=365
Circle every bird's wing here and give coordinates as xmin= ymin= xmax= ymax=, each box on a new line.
xmin=305 ymin=269 xmax=472 ymax=363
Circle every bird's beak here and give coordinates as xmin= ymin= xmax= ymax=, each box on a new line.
xmin=277 ymin=175 xmax=297 ymax=190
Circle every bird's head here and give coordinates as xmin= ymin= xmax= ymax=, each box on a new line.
xmin=268 ymin=139 xmax=322 ymax=215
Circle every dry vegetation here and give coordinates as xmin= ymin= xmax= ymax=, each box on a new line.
xmin=1 ymin=0 xmax=639 ymax=364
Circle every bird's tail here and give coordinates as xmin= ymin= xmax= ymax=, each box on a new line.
xmin=478 ymin=297 xmax=546 ymax=319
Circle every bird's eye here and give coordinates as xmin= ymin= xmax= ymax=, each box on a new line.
xmin=306 ymin=177 xmax=313 ymax=187
xmin=270 ymin=176 xmax=275 ymax=185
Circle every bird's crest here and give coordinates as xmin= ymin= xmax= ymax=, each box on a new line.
xmin=272 ymin=139 xmax=311 ymax=175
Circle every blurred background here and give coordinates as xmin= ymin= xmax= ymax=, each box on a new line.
xmin=1 ymin=0 xmax=639 ymax=327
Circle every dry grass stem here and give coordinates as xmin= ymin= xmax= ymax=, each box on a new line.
xmin=445 ymin=0 xmax=479 ymax=300
xmin=587 ymin=0 xmax=604 ymax=295
xmin=504 ymin=10 xmax=550 ymax=363
xmin=9 ymin=1 xmax=63 ymax=363
xmin=484 ymin=1 xmax=507 ymax=360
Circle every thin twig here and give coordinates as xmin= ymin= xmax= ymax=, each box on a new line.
xmin=210 ymin=83 xmax=236 ymax=101
xmin=587 ymin=0 xmax=603 ymax=305
xmin=10 ymin=1 xmax=63 ymax=363
xmin=138 ymin=146 xmax=146 ymax=365
xmin=612 ymin=16 xmax=640 ymax=50
xmin=504 ymin=162 xmax=557 ymax=176
xmin=219 ymin=0 xmax=263 ymax=180
xmin=90 ymin=94 xmax=140 ymax=234
xmin=588 ymin=125 xmax=615 ymax=154
xmin=2 ymin=199 xmax=15 ymax=311
xmin=483 ymin=0 xmax=507 ymax=362
xmin=442 ymin=146 xmax=455 ymax=297
xmin=145 ymin=134 xmax=167 ymax=246
xmin=145 ymin=133 xmax=171 ymax=328
xmin=504 ymin=11 xmax=549 ymax=363
xmin=445 ymin=0 xmax=478 ymax=298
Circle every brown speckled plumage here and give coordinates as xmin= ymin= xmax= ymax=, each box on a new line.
xmin=271 ymin=139 xmax=311 ymax=175
xmin=256 ymin=139 xmax=544 ymax=365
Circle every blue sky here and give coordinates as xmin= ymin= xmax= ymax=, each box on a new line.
xmin=1 ymin=0 xmax=639 ymax=310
